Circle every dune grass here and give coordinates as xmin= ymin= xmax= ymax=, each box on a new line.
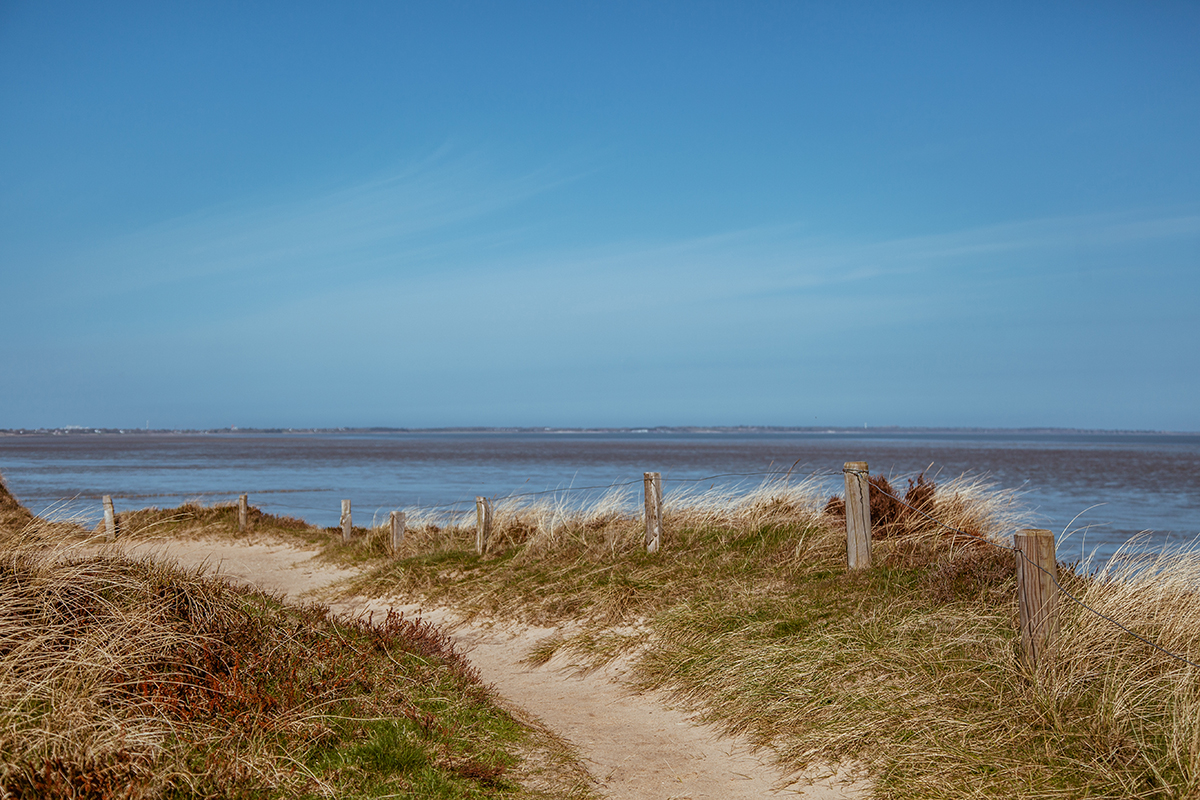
xmin=30 ymin=472 xmax=1200 ymax=797
xmin=335 ymin=474 xmax=1200 ymax=799
xmin=0 ymin=484 xmax=595 ymax=799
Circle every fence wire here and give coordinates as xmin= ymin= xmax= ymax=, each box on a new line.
xmin=72 ymin=488 xmax=326 ymax=501
xmin=842 ymin=466 xmax=1200 ymax=671
xmin=81 ymin=469 xmax=820 ymax=516
xmin=68 ymin=462 xmax=1200 ymax=670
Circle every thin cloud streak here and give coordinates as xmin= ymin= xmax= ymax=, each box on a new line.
xmin=364 ymin=206 xmax=1200 ymax=306
xmin=16 ymin=148 xmax=1198 ymax=333
xmin=24 ymin=149 xmax=581 ymax=300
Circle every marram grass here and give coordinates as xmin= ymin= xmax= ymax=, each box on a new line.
xmin=342 ymin=474 xmax=1200 ymax=799
xmin=24 ymin=471 xmax=1200 ymax=798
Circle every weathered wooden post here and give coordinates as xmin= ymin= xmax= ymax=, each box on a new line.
xmin=390 ymin=510 xmax=406 ymax=555
xmin=238 ymin=494 xmax=249 ymax=533
xmin=843 ymin=461 xmax=871 ymax=570
xmin=475 ymin=497 xmax=493 ymax=555
xmin=1016 ymin=528 xmax=1059 ymax=670
xmin=644 ymin=472 xmax=663 ymax=554
xmin=341 ymin=499 xmax=352 ymax=544
xmin=102 ymin=495 xmax=117 ymax=541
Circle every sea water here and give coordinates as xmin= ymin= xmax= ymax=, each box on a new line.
xmin=1 ymin=429 xmax=1197 ymax=565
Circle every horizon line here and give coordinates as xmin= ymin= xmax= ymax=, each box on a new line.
xmin=2 ymin=425 xmax=1195 ymax=436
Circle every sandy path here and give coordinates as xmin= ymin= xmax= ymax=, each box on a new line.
xmin=106 ymin=536 xmax=867 ymax=800
xmin=105 ymin=536 xmax=361 ymax=600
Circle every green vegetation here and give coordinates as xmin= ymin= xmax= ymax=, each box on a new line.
xmin=0 ymin=479 xmax=594 ymax=799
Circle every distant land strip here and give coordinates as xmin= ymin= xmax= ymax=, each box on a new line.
xmin=1 ymin=426 xmax=1192 ymax=436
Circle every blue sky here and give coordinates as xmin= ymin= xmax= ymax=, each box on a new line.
xmin=2 ymin=1 xmax=1198 ymax=430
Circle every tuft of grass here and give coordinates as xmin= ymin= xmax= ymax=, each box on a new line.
xmin=523 ymin=634 xmax=568 ymax=667
xmin=0 ymin=494 xmax=596 ymax=799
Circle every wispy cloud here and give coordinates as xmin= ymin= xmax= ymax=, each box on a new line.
xmin=620 ymin=208 xmax=1200 ymax=299
xmin=400 ymin=205 xmax=1200 ymax=309
xmin=21 ymin=146 xmax=1200 ymax=337
xmin=35 ymin=147 xmax=579 ymax=300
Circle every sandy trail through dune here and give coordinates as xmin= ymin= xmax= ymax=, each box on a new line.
xmin=107 ymin=536 xmax=867 ymax=800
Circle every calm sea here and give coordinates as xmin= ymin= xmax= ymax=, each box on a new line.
xmin=2 ymin=430 xmax=1198 ymax=565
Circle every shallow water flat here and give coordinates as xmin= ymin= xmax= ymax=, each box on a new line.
xmin=2 ymin=429 xmax=1197 ymax=564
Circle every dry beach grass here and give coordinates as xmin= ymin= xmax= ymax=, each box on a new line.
xmin=339 ymin=474 xmax=1200 ymax=799
xmin=5 ymin=468 xmax=1200 ymax=798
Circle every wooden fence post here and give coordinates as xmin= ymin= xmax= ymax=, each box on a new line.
xmin=843 ymin=461 xmax=871 ymax=570
xmin=102 ymin=495 xmax=117 ymax=541
xmin=644 ymin=472 xmax=663 ymax=554
xmin=1016 ymin=528 xmax=1059 ymax=670
xmin=238 ymin=494 xmax=248 ymax=533
xmin=475 ymin=497 xmax=493 ymax=555
xmin=390 ymin=510 xmax=406 ymax=555
xmin=341 ymin=500 xmax=352 ymax=544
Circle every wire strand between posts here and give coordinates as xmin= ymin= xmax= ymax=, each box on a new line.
xmin=842 ymin=467 xmax=1200 ymax=671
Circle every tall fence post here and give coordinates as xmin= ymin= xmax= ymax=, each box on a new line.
xmin=644 ymin=472 xmax=663 ymax=554
xmin=238 ymin=494 xmax=249 ymax=533
xmin=475 ymin=497 xmax=493 ymax=555
xmin=843 ymin=461 xmax=872 ymax=570
xmin=1016 ymin=528 xmax=1059 ymax=671
xmin=102 ymin=495 xmax=117 ymax=541
xmin=341 ymin=500 xmax=352 ymax=544
xmin=390 ymin=510 xmax=406 ymax=555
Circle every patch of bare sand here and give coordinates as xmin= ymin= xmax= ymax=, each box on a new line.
xmin=99 ymin=536 xmax=869 ymax=800
xmin=95 ymin=535 xmax=357 ymax=601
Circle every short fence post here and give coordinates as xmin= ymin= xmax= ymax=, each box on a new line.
xmin=103 ymin=495 xmax=117 ymax=541
xmin=1015 ymin=528 xmax=1059 ymax=671
xmin=644 ymin=472 xmax=663 ymax=554
xmin=390 ymin=510 xmax=406 ymax=555
xmin=475 ymin=497 xmax=493 ymax=555
xmin=341 ymin=500 xmax=352 ymax=544
xmin=843 ymin=461 xmax=871 ymax=570
xmin=238 ymin=494 xmax=248 ymax=533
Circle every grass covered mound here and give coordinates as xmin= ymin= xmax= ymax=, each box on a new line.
xmin=339 ymin=476 xmax=1200 ymax=800
xmin=0 ymin=507 xmax=592 ymax=798
xmin=90 ymin=500 xmax=325 ymax=545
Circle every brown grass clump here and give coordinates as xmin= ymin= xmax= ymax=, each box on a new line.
xmin=825 ymin=472 xmax=944 ymax=537
xmin=824 ymin=472 xmax=1023 ymax=546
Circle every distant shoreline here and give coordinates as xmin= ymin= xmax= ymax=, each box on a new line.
xmin=1 ymin=425 xmax=1194 ymax=437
